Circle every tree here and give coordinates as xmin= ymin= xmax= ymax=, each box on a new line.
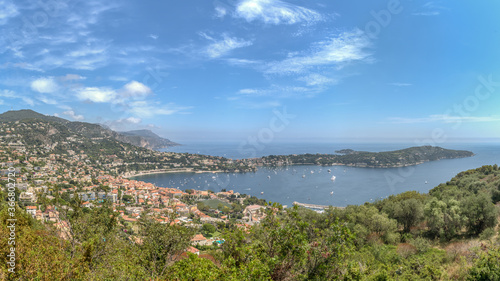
xmin=460 ymin=193 xmax=497 ymax=235
xmin=202 ymin=223 xmax=216 ymax=237
xmin=138 ymin=216 xmax=194 ymax=279
xmin=424 ymin=198 xmax=464 ymax=239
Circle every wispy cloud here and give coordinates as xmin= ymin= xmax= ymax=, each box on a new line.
xmin=201 ymin=33 xmax=253 ymax=59
xmin=299 ymin=73 xmax=337 ymax=86
xmin=235 ymin=84 xmax=320 ymax=99
xmin=0 ymin=89 xmax=35 ymax=106
xmin=235 ymin=0 xmax=323 ymax=25
xmin=412 ymin=1 xmax=445 ymax=16
xmin=0 ymin=0 xmax=19 ymax=25
xmin=265 ymin=29 xmax=372 ymax=75
xmin=214 ymin=6 xmax=227 ymax=18
xmin=225 ymin=58 xmax=261 ymax=66
xmin=127 ymin=101 xmax=192 ymax=118
xmin=388 ymin=114 xmax=500 ymax=124
xmin=388 ymin=82 xmax=412 ymax=87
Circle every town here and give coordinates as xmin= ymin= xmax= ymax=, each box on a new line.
xmin=0 ymin=118 xmax=268 ymax=255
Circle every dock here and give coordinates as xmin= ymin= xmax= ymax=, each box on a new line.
xmin=292 ymin=201 xmax=345 ymax=210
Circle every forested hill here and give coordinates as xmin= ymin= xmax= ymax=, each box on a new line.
xmin=256 ymin=146 xmax=474 ymax=168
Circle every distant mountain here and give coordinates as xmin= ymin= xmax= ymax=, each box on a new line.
xmin=0 ymin=109 xmax=179 ymax=150
xmin=119 ymin=130 xmax=179 ymax=149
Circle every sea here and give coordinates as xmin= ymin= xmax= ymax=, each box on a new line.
xmin=130 ymin=141 xmax=500 ymax=208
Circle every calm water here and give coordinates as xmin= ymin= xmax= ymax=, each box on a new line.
xmin=133 ymin=142 xmax=500 ymax=207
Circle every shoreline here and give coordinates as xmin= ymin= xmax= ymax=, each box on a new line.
xmin=123 ymin=156 xmax=473 ymax=179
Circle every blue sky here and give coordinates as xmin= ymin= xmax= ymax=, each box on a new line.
xmin=1 ymin=0 xmax=500 ymax=143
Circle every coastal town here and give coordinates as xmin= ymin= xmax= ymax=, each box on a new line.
xmin=0 ymin=117 xmax=269 ymax=254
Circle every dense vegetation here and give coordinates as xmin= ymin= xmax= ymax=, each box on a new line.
xmin=257 ymin=146 xmax=474 ymax=168
xmin=0 ymin=165 xmax=499 ymax=280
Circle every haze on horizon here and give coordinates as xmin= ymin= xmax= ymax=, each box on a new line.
xmin=1 ymin=0 xmax=500 ymax=143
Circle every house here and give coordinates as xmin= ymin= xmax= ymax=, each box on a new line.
xmin=186 ymin=246 xmax=200 ymax=255
xmin=25 ymin=206 xmax=37 ymax=217
xmin=191 ymin=234 xmax=209 ymax=246
xmin=19 ymin=192 xmax=37 ymax=203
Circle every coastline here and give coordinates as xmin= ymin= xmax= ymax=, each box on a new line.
xmin=123 ymin=168 xmax=227 ymax=179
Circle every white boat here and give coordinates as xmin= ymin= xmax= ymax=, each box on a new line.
xmin=425 ymin=181 xmax=428 ymax=184
xmin=330 ymin=191 xmax=334 ymax=196
xmin=260 ymin=191 xmax=264 ymax=195
xmin=331 ymin=175 xmax=336 ymax=181
xmin=310 ymin=170 xmax=314 ymax=174
xmin=302 ymin=175 xmax=306 ymax=178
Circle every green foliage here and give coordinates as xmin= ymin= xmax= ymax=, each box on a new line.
xmin=467 ymin=247 xmax=500 ymax=281
xmin=166 ymin=253 xmax=223 ymax=281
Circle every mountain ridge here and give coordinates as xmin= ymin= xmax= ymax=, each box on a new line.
xmin=0 ymin=109 xmax=179 ymax=150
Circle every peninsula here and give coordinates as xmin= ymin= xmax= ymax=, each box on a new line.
xmin=252 ymin=146 xmax=474 ymax=168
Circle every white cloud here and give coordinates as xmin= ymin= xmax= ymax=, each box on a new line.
xmin=149 ymin=34 xmax=159 ymax=40
xmin=203 ymin=34 xmax=253 ymax=58
xmin=104 ymin=116 xmax=144 ymax=131
xmin=62 ymin=110 xmax=84 ymax=121
xmin=76 ymin=87 xmax=116 ymax=103
xmin=388 ymin=114 xmax=500 ymax=124
xmin=265 ymin=29 xmax=372 ymax=74
xmin=0 ymin=0 xmax=19 ymax=25
xmin=125 ymin=117 xmax=141 ymax=124
xmin=121 ymin=81 xmax=152 ymax=98
xmin=31 ymin=77 xmax=59 ymax=93
xmin=235 ymin=0 xmax=323 ymax=25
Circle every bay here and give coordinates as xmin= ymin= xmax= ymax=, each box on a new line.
xmin=132 ymin=142 xmax=500 ymax=207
